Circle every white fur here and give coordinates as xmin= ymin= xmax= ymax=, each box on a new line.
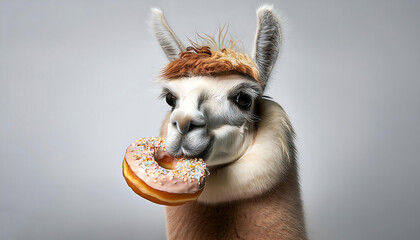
xmin=198 ymin=98 xmax=294 ymax=203
xmin=206 ymin=123 xmax=252 ymax=166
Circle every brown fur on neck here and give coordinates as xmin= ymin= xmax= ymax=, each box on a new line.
xmin=165 ymin=161 xmax=306 ymax=240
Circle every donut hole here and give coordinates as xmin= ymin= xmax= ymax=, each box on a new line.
xmin=154 ymin=148 xmax=177 ymax=170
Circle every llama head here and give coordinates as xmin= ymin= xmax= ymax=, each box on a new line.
xmin=159 ymin=74 xmax=261 ymax=167
xmin=152 ymin=6 xmax=289 ymax=202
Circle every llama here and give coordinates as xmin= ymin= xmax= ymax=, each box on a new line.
xmin=151 ymin=6 xmax=307 ymax=240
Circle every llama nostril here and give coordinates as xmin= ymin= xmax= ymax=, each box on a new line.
xmin=172 ymin=118 xmax=206 ymax=135
xmin=176 ymin=120 xmax=191 ymax=134
xmin=170 ymin=110 xmax=206 ymax=135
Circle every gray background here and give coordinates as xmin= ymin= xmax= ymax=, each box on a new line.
xmin=1 ymin=0 xmax=420 ymax=239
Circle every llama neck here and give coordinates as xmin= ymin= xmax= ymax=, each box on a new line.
xmin=165 ymin=163 xmax=307 ymax=240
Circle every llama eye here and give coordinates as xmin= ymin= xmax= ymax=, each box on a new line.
xmin=165 ymin=93 xmax=177 ymax=108
xmin=234 ymin=92 xmax=252 ymax=110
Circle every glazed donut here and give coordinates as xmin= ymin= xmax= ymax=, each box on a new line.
xmin=123 ymin=137 xmax=209 ymax=206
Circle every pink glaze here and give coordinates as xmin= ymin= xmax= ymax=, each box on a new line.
xmin=124 ymin=138 xmax=209 ymax=194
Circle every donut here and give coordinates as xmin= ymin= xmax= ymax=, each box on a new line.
xmin=123 ymin=137 xmax=209 ymax=206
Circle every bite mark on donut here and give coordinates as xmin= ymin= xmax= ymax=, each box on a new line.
xmin=155 ymin=148 xmax=177 ymax=170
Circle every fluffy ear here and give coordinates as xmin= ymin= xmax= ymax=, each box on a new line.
xmin=151 ymin=8 xmax=186 ymax=61
xmin=252 ymin=6 xmax=282 ymax=90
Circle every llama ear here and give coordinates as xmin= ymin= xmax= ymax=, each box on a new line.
xmin=252 ymin=6 xmax=282 ymax=90
xmin=151 ymin=8 xmax=186 ymax=62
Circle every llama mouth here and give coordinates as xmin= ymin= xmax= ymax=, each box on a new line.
xmin=166 ymin=135 xmax=214 ymax=161
xmin=180 ymin=138 xmax=214 ymax=161
xmin=176 ymin=146 xmax=210 ymax=160
xmin=167 ymin=143 xmax=212 ymax=162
